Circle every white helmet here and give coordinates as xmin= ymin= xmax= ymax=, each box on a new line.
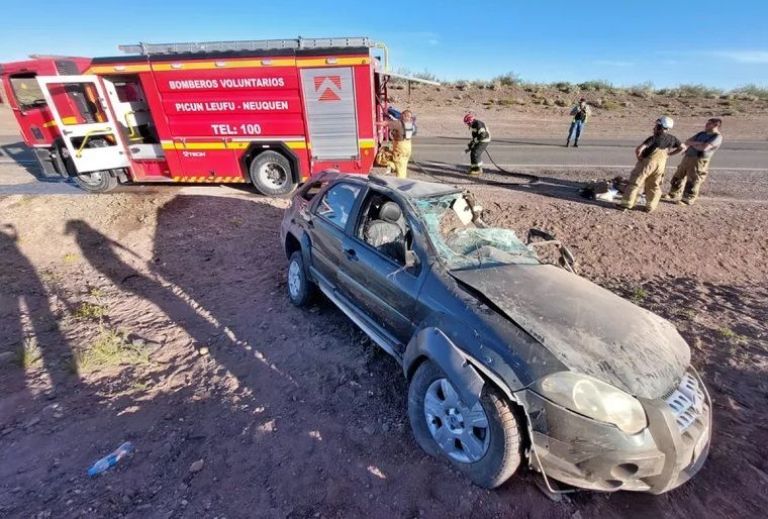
xmin=656 ymin=116 xmax=674 ymax=129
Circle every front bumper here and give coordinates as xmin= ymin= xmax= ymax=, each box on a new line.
xmin=521 ymin=371 xmax=711 ymax=494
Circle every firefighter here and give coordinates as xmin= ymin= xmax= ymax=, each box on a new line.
xmin=663 ymin=118 xmax=724 ymax=205
xmin=566 ymin=98 xmax=591 ymax=147
xmin=620 ymin=116 xmax=684 ymax=213
xmin=463 ymin=113 xmax=491 ymax=176
xmin=377 ymin=109 xmax=415 ymax=178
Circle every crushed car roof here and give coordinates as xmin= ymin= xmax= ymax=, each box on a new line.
xmin=368 ymin=175 xmax=462 ymax=199
xmin=313 ymin=170 xmax=462 ymax=199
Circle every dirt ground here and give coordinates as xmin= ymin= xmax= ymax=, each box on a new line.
xmin=1 ymin=92 xmax=767 ymax=518
xmin=1 ymin=151 xmax=767 ymax=519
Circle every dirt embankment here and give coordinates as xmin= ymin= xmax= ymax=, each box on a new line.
xmin=1 ymin=175 xmax=766 ymax=519
xmin=392 ymin=82 xmax=768 ymax=141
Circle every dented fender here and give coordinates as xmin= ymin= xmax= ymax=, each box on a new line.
xmin=403 ymin=327 xmax=487 ymax=407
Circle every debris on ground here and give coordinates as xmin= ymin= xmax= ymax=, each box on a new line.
xmin=87 ymin=442 xmax=135 ymax=477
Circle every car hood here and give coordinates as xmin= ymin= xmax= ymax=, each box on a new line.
xmin=451 ymin=264 xmax=690 ymax=399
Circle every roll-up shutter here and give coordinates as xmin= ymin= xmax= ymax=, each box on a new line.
xmin=300 ymin=67 xmax=359 ymax=160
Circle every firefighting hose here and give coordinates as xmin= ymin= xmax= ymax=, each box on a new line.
xmin=482 ymin=148 xmax=540 ymax=183
xmin=410 ymin=145 xmax=540 ymax=186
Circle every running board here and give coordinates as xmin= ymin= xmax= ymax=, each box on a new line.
xmin=316 ymin=281 xmax=403 ymax=362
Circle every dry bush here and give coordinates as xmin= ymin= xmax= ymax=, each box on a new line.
xmin=492 ymin=72 xmax=521 ymax=86
xmin=732 ymin=84 xmax=768 ymax=100
xmin=578 ymin=80 xmax=613 ymax=92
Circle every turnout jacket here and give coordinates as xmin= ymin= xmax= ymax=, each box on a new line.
xmin=469 ymin=120 xmax=491 ymax=148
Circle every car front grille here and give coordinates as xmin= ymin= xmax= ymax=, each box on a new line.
xmin=664 ymin=372 xmax=707 ymax=433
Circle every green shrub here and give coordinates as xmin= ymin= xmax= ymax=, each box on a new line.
xmin=74 ymin=301 xmax=107 ymax=320
xmin=492 ymin=71 xmax=521 ymax=86
xmin=578 ymin=80 xmax=614 ymax=91
xmin=551 ymin=81 xmax=573 ymax=93
xmin=731 ymin=84 xmax=768 ymax=99
xmin=675 ymin=84 xmax=724 ymax=97
xmin=74 ymin=327 xmax=149 ymax=373
xmin=628 ymin=81 xmax=654 ymax=98
xmin=655 ymin=87 xmax=676 ymax=97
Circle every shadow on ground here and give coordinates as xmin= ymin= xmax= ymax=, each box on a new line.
xmin=411 ymin=159 xmax=614 ymax=209
xmin=0 ymin=141 xmax=64 ymax=182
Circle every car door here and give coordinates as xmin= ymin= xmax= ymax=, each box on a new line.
xmin=307 ymin=181 xmax=363 ymax=288
xmin=337 ymin=194 xmax=428 ymax=346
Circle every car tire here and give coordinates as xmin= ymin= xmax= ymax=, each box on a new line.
xmin=287 ymin=250 xmax=315 ymax=307
xmin=408 ymin=360 xmax=523 ymax=489
xmin=249 ymin=151 xmax=297 ymax=196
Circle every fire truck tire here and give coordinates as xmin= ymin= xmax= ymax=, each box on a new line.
xmin=249 ymin=151 xmax=297 ymax=196
xmin=51 ymin=141 xmax=72 ymax=177
xmin=72 ymin=170 xmax=118 ymax=193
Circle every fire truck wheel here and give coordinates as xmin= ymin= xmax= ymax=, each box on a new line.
xmin=72 ymin=170 xmax=118 ymax=193
xmin=52 ymin=141 xmax=73 ymax=177
xmin=249 ymin=151 xmax=297 ymax=196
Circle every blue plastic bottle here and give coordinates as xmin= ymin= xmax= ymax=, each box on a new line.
xmin=87 ymin=442 xmax=135 ymax=477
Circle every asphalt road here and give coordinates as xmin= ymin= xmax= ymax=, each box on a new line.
xmin=1 ymin=135 xmax=766 ymax=195
xmin=412 ymin=136 xmax=768 ymax=172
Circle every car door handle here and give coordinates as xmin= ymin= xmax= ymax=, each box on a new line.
xmin=344 ymin=247 xmax=357 ymax=259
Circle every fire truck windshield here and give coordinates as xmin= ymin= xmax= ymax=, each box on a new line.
xmin=9 ymin=75 xmax=46 ymax=110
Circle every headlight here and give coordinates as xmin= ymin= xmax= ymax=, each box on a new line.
xmin=535 ymin=372 xmax=647 ymax=434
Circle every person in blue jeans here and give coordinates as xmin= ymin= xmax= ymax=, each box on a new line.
xmin=566 ymin=98 xmax=592 ymax=147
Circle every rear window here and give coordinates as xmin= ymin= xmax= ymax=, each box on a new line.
xmin=301 ymin=179 xmax=330 ymax=201
xmin=9 ymin=75 xmax=46 ymax=110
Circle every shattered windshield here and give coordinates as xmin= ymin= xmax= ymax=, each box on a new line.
xmin=414 ymin=193 xmax=540 ymax=270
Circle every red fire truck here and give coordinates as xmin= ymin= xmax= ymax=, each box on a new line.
xmin=0 ymin=37 xmax=418 ymax=195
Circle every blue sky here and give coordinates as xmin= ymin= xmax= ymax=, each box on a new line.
xmin=2 ymin=0 xmax=766 ymax=89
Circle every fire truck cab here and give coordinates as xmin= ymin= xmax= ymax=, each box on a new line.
xmin=0 ymin=37 xmax=404 ymax=195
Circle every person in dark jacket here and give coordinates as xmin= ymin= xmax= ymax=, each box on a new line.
xmin=463 ymin=113 xmax=491 ymax=177
xmin=566 ymin=98 xmax=592 ymax=147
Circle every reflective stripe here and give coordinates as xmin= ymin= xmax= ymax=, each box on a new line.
xmin=172 ymin=176 xmax=247 ymax=183
xmin=161 ymin=139 xmax=307 ymax=151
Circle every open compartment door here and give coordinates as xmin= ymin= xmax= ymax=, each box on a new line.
xmin=36 ymin=75 xmax=130 ymax=173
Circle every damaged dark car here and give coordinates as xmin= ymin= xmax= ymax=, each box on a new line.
xmin=279 ymin=172 xmax=711 ymax=493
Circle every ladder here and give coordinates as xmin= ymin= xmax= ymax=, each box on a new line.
xmin=118 ymin=37 xmax=375 ymax=56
